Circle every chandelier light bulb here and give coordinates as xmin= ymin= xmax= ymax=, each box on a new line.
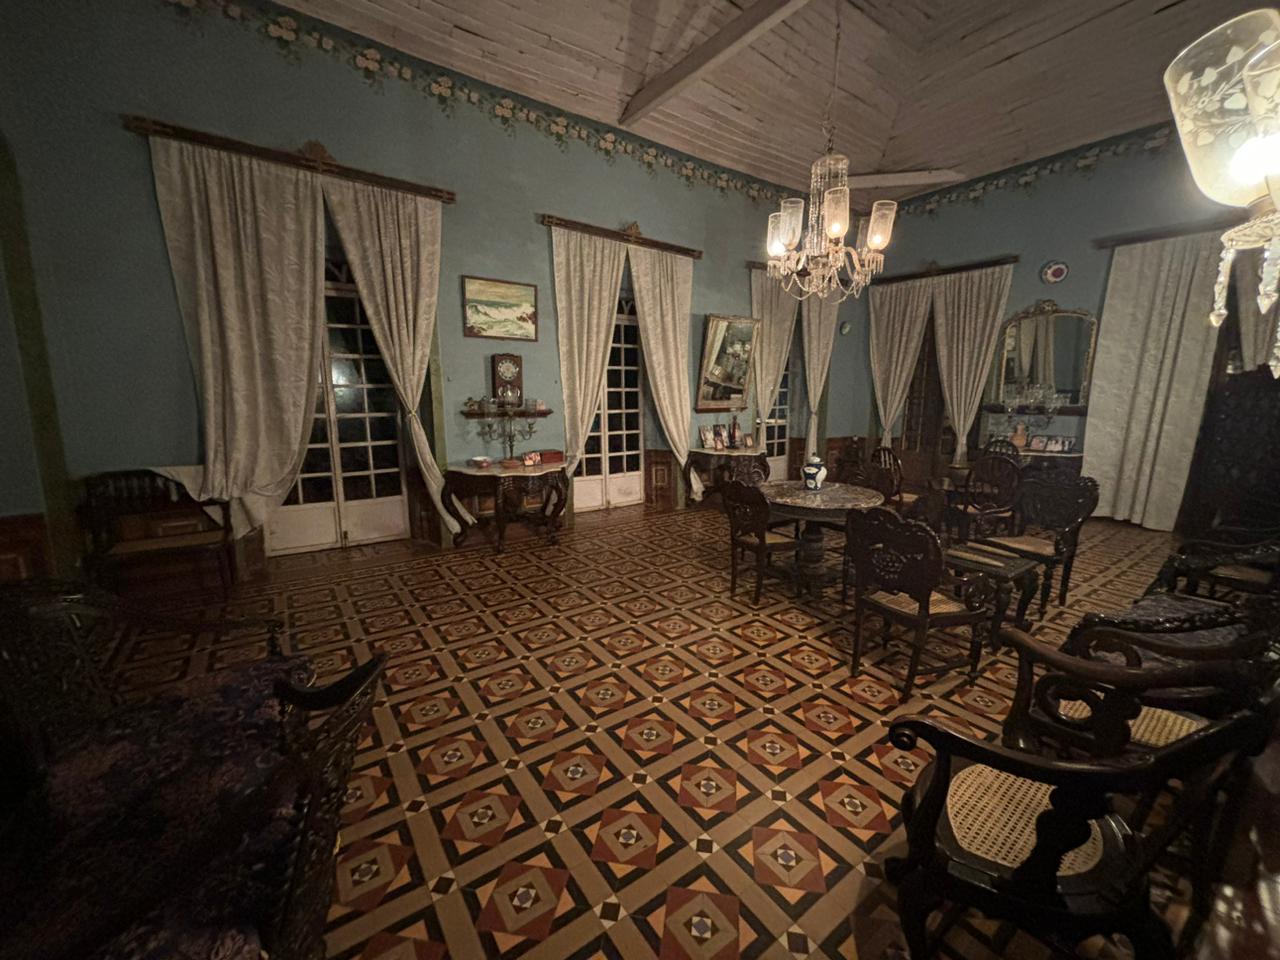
xmin=780 ymin=198 xmax=805 ymax=250
xmin=767 ymin=212 xmax=786 ymax=257
xmin=823 ymin=187 xmax=849 ymax=239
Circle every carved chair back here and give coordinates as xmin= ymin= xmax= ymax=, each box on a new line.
xmin=724 ymin=456 xmax=768 ymax=487
xmin=1015 ymin=475 xmax=1100 ymax=542
xmin=870 ymin=446 xmax=904 ymax=496
xmin=829 ymin=438 xmax=867 ymax=483
xmin=984 ymin=437 xmax=1021 ymax=460
xmin=846 ymin=506 xmax=945 ymax=607
xmin=961 ymin=454 xmax=1020 ymax=513
xmin=721 ymin=481 xmax=772 ymax=542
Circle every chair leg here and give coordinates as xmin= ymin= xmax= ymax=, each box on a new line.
xmin=754 ymin=550 xmax=765 ymax=605
xmin=729 ymin=544 xmax=738 ymax=597
xmin=841 ymin=557 xmax=851 ymax=605
xmin=1038 ymin=561 xmax=1056 ymax=619
xmin=967 ymin=621 xmax=983 ymax=680
xmin=881 ymin=616 xmax=893 ymax=649
xmin=902 ymin=622 xmax=927 ymax=698
xmin=1058 ymin=551 xmax=1076 ymax=606
xmin=894 ymin=866 xmax=939 ymax=960
xmin=852 ymin=599 xmax=866 ymax=673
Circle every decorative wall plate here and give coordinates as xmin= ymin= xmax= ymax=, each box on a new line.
xmin=1040 ymin=260 xmax=1069 ymax=284
xmin=839 ymin=321 xmax=851 ymax=335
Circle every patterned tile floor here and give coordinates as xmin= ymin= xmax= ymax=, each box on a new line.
xmin=116 ymin=507 xmax=1190 ymax=959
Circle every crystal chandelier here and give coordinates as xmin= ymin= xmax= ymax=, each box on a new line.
xmin=1165 ymin=8 xmax=1280 ymax=377
xmin=764 ymin=1 xmax=897 ymax=302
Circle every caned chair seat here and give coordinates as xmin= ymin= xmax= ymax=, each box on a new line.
xmin=1056 ymin=700 xmax=1209 ymax=748
xmin=898 ymin=491 xmax=920 ymax=506
xmin=736 ymin=530 xmax=796 ymax=547
xmin=984 ymin=534 xmax=1056 ymax=558
xmin=944 ymin=763 xmax=1104 ymax=876
xmin=960 ymin=503 xmax=1013 ymax=515
xmin=106 ymin=529 xmax=226 ymax=556
xmin=1209 ymin=563 xmax=1272 ymax=585
xmin=867 ymin=589 xmax=966 ymax=616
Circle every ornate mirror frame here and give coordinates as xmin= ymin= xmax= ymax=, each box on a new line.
xmin=695 ymin=314 xmax=760 ymax=412
xmin=992 ymin=299 xmax=1098 ymax=409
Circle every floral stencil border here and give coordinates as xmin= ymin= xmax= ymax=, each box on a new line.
xmin=160 ymin=0 xmax=793 ymax=204
xmin=901 ymin=125 xmax=1175 ymax=217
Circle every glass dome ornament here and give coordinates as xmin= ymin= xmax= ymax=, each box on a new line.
xmin=1164 ymin=8 xmax=1280 ymax=376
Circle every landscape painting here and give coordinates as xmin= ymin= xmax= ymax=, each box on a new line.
xmin=462 ymin=276 xmax=538 ymax=341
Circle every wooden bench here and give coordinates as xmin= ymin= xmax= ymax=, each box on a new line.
xmin=81 ymin=470 xmax=233 ymax=596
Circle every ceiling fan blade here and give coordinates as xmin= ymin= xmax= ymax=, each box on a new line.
xmin=845 ymin=169 xmax=964 ymax=189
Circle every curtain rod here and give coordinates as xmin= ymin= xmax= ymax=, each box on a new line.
xmin=538 ymin=214 xmax=703 ymax=259
xmin=875 ymin=254 xmax=1019 ymax=286
xmin=1092 ymin=215 xmax=1242 ymax=250
xmin=121 ymin=115 xmax=457 ymax=204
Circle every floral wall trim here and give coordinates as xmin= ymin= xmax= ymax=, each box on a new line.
xmin=900 ymin=125 xmax=1175 ymax=217
xmin=160 ymin=0 xmax=794 ymax=205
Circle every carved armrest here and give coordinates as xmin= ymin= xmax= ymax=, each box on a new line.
xmin=275 ymin=654 xmax=385 ymax=713
xmin=1073 ymin=603 xmax=1243 ymax=637
xmin=941 ymin=570 xmax=997 ymax=612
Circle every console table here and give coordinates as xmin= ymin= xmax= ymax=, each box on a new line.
xmin=686 ymin=447 xmax=770 ymax=498
xmin=442 ymin=463 xmax=568 ymax=552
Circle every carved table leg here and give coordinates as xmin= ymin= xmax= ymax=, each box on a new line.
xmin=494 ymin=478 xmax=515 ymax=553
xmin=441 ymin=473 xmax=473 ymax=548
xmin=544 ymin=469 xmax=568 ymax=543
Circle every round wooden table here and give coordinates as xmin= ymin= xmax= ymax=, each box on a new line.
xmin=760 ymin=480 xmax=884 ymax=597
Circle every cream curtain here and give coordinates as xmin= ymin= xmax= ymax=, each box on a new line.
xmin=1016 ymin=317 xmax=1055 ymax=386
xmin=868 ymin=278 xmax=932 ymax=440
xmin=551 ymin=227 xmax=628 ymax=475
xmin=1233 ymin=249 xmax=1280 ymax=372
xmin=750 ymin=268 xmax=797 ymax=424
xmin=150 ymin=138 xmax=323 ymax=536
xmin=932 ymin=263 xmax=1014 ymax=463
xmin=629 ymin=245 xmax=702 ymax=498
xmin=321 ymin=177 xmax=470 ymax=534
xmin=1083 ymin=233 xmax=1220 ymax=531
xmin=801 ymin=294 xmax=841 ymax=458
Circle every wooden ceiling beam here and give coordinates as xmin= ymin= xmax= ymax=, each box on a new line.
xmin=618 ymin=0 xmax=817 ymax=127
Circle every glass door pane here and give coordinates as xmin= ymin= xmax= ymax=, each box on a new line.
xmin=574 ymin=303 xmax=644 ymax=511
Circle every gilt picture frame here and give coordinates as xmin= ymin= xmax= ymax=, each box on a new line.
xmin=696 ymin=314 xmax=759 ymax=412
xmin=462 ymin=276 xmax=538 ymax=341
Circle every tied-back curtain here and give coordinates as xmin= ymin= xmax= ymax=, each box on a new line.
xmin=551 ymin=227 xmax=628 ymax=474
xmin=868 ymin=278 xmax=932 ymax=440
xmin=1233 ymin=249 xmax=1280 ymax=372
xmin=629 ymin=245 xmax=702 ymax=498
xmin=801 ymin=294 xmax=841 ymax=457
xmin=931 ymin=263 xmax=1014 ymax=463
xmin=750 ymin=268 xmax=797 ymax=424
xmin=150 ymin=138 xmax=323 ymax=536
xmin=1083 ymin=233 xmax=1221 ymax=531
xmin=321 ymin=177 xmax=470 ymax=534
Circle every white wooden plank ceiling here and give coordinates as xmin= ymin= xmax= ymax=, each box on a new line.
xmin=275 ymin=0 xmax=1261 ymax=199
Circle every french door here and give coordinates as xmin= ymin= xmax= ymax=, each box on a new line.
xmin=763 ymin=357 xmax=792 ymax=479
xmin=573 ymin=302 xmax=644 ymax=511
xmin=265 ymin=256 xmax=410 ymax=556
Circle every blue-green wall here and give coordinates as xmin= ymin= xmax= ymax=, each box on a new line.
xmin=2 ymin=0 xmax=871 ymax=514
xmin=0 ymin=253 xmax=43 ymax=516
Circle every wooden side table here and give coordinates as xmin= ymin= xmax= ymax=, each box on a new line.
xmin=442 ymin=463 xmax=568 ymax=552
xmin=686 ymin=447 xmax=770 ymax=498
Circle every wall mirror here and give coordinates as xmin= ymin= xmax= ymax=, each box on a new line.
xmin=986 ymin=299 xmax=1098 ymax=410
xmin=696 ymin=314 xmax=759 ymax=411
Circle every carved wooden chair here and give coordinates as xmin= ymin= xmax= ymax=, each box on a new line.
xmin=82 ymin=470 xmax=234 ymax=597
xmin=721 ymin=481 xmax=797 ymax=604
xmin=1155 ymin=532 xmax=1280 ymax=599
xmin=869 ymin=445 xmax=919 ymax=509
xmin=844 ymin=507 xmax=994 ymax=697
xmin=883 ymin=685 xmax=1276 ymax=959
xmin=947 ymin=453 xmax=1020 ymax=542
xmin=976 ymin=475 xmax=1099 ymax=615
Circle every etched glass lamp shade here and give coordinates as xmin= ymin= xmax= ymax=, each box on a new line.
xmin=1164 ymin=9 xmax=1280 ymax=211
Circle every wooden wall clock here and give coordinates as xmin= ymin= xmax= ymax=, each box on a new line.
xmin=491 ymin=353 xmax=523 ymax=405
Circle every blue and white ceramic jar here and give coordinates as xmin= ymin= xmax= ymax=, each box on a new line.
xmin=802 ymin=455 xmax=827 ymax=491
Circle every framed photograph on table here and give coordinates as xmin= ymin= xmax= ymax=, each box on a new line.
xmin=1029 ymin=435 xmax=1048 ymax=451
xmin=699 ymin=425 xmax=714 ymax=449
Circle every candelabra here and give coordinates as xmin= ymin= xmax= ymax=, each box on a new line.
xmin=462 ymin=402 xmax=552 ymax=460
